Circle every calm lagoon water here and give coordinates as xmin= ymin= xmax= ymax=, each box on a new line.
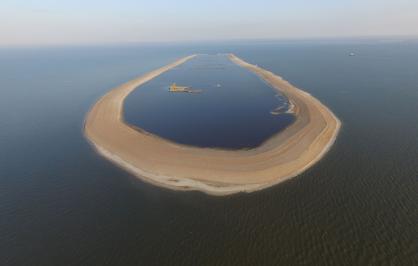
xmin=124 ymin=54 xmax=293 ymax=149
xmin=0 ymin=40 xmax=417 ymax=265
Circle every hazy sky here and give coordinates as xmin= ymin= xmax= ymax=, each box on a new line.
xmin=1 ymin=0 xmax=418 ymax=46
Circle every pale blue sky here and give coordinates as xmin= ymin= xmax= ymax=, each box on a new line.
xmin=1 ymin=0 xmax=418 ymax=45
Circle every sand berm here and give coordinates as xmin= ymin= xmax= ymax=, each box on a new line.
xmin=84 ymin=54 xmax=341 ymax=196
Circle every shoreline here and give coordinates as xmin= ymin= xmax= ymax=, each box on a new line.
xmin=84 ymin=54 xmax=341 ymax=196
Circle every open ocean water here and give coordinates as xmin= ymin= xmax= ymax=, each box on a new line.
xmin=0 ymin=40 xmax=417 ymax=265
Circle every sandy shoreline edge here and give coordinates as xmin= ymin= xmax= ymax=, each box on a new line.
xmin=84 ymin=54 xmax=341 ymax=196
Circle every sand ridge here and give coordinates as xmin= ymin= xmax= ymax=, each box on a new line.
xmin=84 ymin=54 xmax=341 ymax=195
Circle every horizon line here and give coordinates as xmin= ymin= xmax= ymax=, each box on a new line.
xmin=1 ymin=34 xmax=418 ymax=49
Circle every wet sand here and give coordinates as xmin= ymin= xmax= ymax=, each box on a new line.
xmin=84 ymin=54 xmax=341 ymax=195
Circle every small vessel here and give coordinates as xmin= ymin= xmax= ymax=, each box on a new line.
xmin=169 ymin=83 xmax=190 ymax=92
xmin=169 ymin=83 xmax=201 ymax=93
xmin=349 ymin=52 xmax=356 ymax=56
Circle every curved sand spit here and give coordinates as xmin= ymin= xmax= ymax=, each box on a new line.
xmin=84 ymin=54 xmax=341 ymax=195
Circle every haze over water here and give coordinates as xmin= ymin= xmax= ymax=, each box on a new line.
xmin=124 ymin=54 xmax=293 ymax=149
xmin=0 ymin=40 xmax=418 ymax=265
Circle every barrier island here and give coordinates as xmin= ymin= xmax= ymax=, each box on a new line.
xmin=84 ymin=54 xmax=341 ymax=195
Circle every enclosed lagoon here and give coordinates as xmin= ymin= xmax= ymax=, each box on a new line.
xmin=124 ymin=54 xmax=294 ymax=149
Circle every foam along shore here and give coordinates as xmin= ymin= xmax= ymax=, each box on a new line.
xmin=84 ymin=54 xmax=341 ymax=196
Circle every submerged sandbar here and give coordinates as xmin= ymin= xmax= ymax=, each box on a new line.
xmin=84 ymin=54 xmax=341 ymax=195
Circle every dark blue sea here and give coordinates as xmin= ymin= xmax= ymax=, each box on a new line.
xmin=0 ymin=39 xmax=417 ymax=265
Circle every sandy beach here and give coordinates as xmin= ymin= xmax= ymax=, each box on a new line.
xmin=84 ymin=54 xmax=341 ymax=195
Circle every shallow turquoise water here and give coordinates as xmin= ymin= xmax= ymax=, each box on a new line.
xmin=124 ymin=54 xmax=293 ymax=149
xmin=0 ymin=40 xmax=417 ymax=265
